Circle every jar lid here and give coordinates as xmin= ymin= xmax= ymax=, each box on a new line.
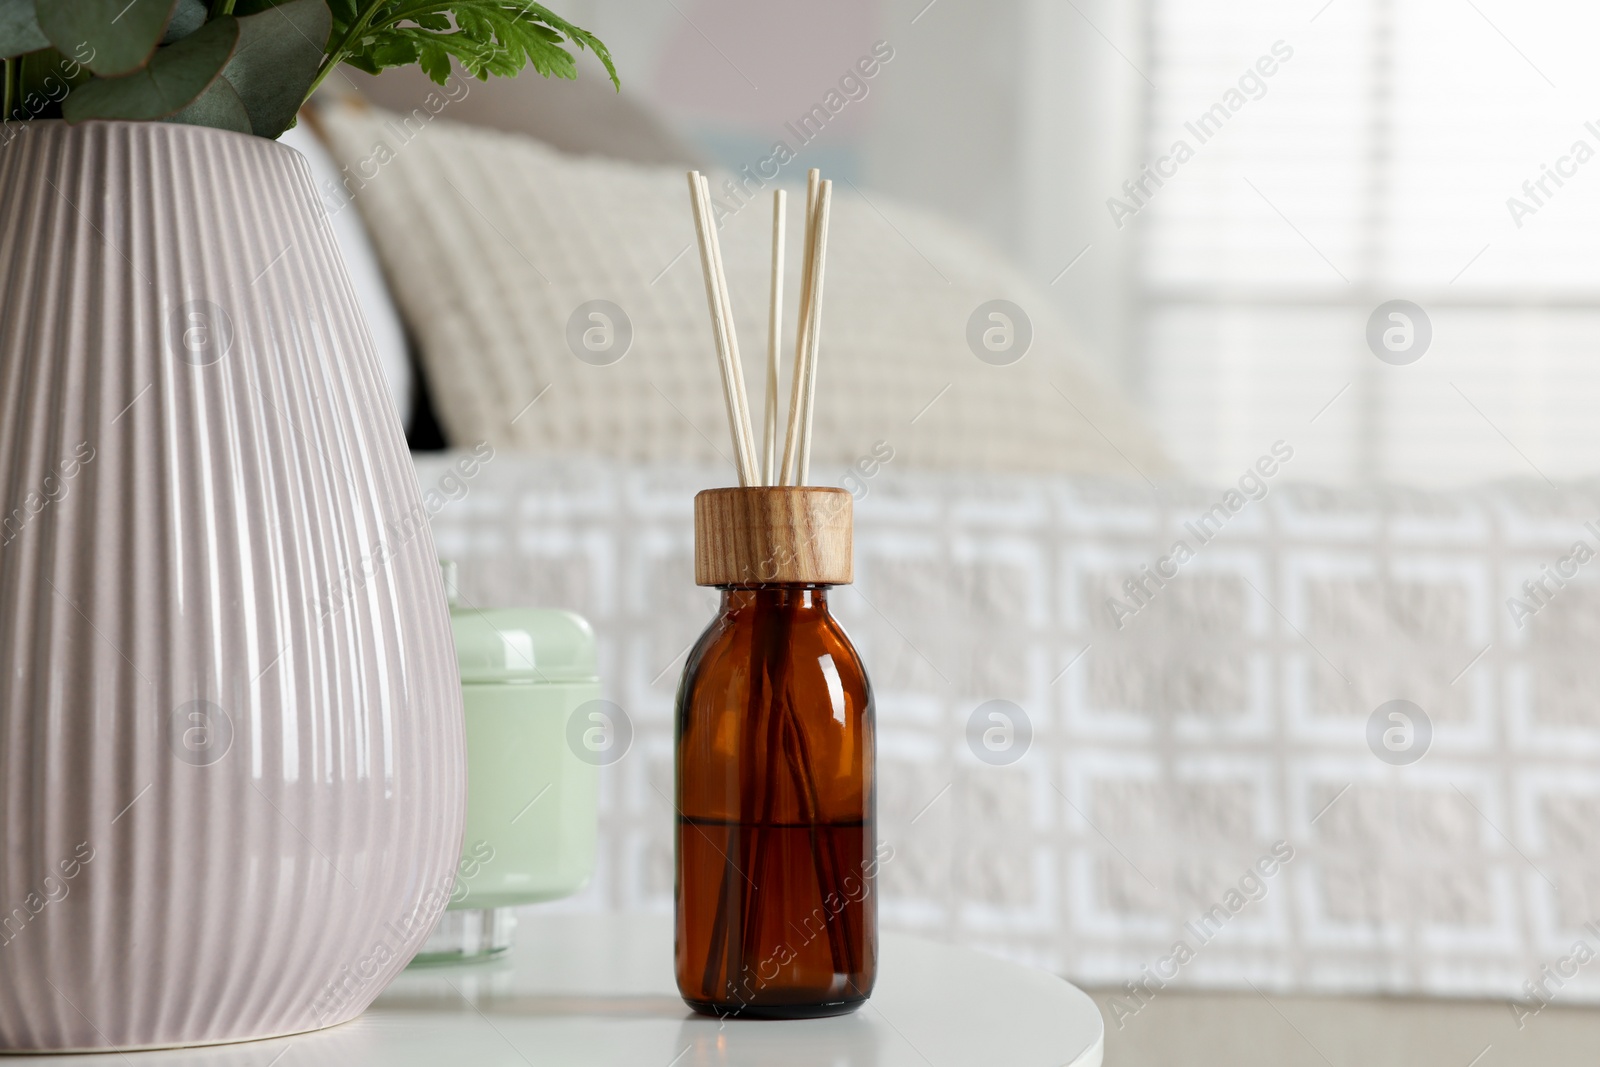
xmin=451 ymin=606 xmax=599 ymax=684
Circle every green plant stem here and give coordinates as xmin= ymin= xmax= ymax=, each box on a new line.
xmin=302 ymin=0 xmax=389 ymax=103
xmin=2 ymin=57 xmax=15 ymax=123
xmin=210 ymin=0 xmax=237 ymax=15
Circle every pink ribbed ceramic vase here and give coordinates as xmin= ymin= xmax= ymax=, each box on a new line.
xmin=0 ymin=120 xmax=466 ymax=1051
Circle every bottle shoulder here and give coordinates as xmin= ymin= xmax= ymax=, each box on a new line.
xmin=680 ymin=601 xmax=870 ymax=700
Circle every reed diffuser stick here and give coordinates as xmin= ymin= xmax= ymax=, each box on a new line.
xmin=795 ymin=179 xmax=832 ymax=487
xmin=763 ymin=190 xmax=786 ymax=486
xmin=699 ymin=174 xmax=761 ymax=481
xmin=687 ymin=172 xmax=758 ymax=484
xmin=779 ymin=169 xmax=822 ymax=486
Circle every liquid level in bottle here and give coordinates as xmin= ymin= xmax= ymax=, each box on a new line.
xmin=677 ymin=815 xmax=876 ymax=1018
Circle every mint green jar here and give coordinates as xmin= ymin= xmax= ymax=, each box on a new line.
xmin=413 ymin=563 xmax=601 ymax=963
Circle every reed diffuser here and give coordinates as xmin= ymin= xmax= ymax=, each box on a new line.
xmin=674 ymin=170 xmax=878 ymax=1018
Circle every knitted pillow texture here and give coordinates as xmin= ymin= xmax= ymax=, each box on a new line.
xmin=316 ymin=101 xmax=1170 ymax=481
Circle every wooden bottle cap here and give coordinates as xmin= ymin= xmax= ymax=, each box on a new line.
xmin=694 ymin=487 xmax=853 ymax=586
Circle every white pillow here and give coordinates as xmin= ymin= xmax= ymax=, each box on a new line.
xmin=278 ymin=121 xmax=415 ymax=430
xmin=314 ymin=102 xmax=1170 ymax=480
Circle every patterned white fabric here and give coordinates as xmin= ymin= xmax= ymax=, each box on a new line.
xmin=317 ymin=101 xmax=1169 ymax=479
xmin=418 ymin=452 xmax=1600 ymax=1004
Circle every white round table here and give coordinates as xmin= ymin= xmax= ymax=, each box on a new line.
xmin=12 ymin=915 xmax=1104 ymax=1065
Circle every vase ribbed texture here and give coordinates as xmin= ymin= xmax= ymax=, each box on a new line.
xmin=0 ymin=120 xmax=465 ymax=1051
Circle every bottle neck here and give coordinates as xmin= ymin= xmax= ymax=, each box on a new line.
xmin=717 ymin=585 xmax=832 ymax=616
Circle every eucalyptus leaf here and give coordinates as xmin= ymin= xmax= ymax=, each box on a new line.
xmin=0 ymin=0 xmax=46 ymax=61
xmin=161 ymin=0 xmax=208 ymax=44
xmin=14 ymin=0 xmax=614 ymax=139
xmin=165 ymin=73 xmax=251 ymax=133
xmin=223 ymin=0 xmax=330 ymax=138
xmin=62 ymin=16 xmax=239 ymax=124
xmin=9 ymin=47 xmax=94 ymax=121
xmin=37 ymin=0 xmax=178 ymax=78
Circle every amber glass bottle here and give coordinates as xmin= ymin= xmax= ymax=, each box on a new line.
xmin=675 ymin=488 xmax=877 ymax=1018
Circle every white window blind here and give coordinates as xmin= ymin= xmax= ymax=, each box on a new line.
xmin=1139 ymin=0 xmax=1600 ymax=486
